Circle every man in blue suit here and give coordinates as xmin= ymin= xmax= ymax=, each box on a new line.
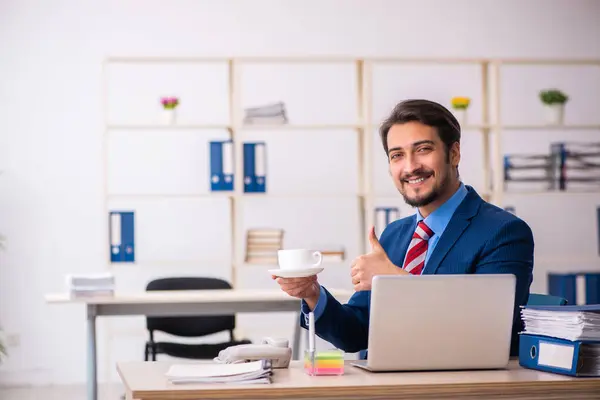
xmin=274 ymin=99 xmax=534 ymax=357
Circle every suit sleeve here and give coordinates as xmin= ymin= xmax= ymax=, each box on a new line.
xmin=475 ymin=218 xmax=534 ymax=354
xmin=299 ymin=287 xmax=370 ymax=353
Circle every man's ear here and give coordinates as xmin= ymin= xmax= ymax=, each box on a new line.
xmin=450 ymin=142 xmax=461 ymax=167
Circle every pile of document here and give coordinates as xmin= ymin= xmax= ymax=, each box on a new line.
xmin=519 ymin=304 xmax=600 ymax=376
xmin=243 ymin=102 xmax=288 ymax=125
xmin=66 ymin=273 xmax=115 ymax=297
xmin=165 ymin=360 xmax=273 ymax=384
xmin=245 ymin=229 xmax=284 ymax=264
xmin=521 ymin=305 xmax=600 ymax=341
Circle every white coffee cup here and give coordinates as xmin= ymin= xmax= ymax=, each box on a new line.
xmin=277 ymin=249 xmax=323 ymax=270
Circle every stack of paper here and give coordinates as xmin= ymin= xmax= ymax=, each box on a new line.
xmin=245 ymin=229 xmax=284 ymax=264
xmin=243 ymin=102 xmax=288 ymax=125
xmin=165 ymin=360 xmax=273 ymax=384
xmin=66 ymin=273 xmax=115 ymax=297
xmin=521 ymin=305 xmax=600 ymax=341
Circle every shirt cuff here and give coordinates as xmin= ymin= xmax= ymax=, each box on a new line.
xmin=301 ymin=286 xmax=328 ymax=323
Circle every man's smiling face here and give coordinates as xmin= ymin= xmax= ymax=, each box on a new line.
xmin=386 ymin=121 xmax=460 ymax=210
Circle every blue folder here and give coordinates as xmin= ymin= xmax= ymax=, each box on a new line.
xmin=524 ymin=304 xmax=600 ymax=312
xmin=209 ymin=140 xmax=234 ymax=191
xmin=243 ymin=142 xmax=266 ymax=193
xmin=519 ymin=333 xmax=600 ymax=377
xmin=109 ymin=211 xmax=135 ymax=263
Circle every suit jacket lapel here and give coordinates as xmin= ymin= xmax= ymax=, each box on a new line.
xmin=395 ymin=217 xmax=415 ymax=268
xmin=423 ymin=187 xmax=482 ymax=275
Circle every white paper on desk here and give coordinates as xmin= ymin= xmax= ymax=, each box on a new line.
xmin=167 ymin=361 xmax=264 ymax=378
xmin=166 ymin=360 xmax=271 ymax=384
xmin=168 ymin=375 xmax=271 ymax=384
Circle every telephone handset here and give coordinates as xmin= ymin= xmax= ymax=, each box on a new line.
xmin=213 ymin=337 xmax=292 ymax=368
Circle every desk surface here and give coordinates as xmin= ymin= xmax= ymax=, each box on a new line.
xmin=45 ymin=289 xmax=353 ymax=305
xmin=117 ymin=360 xmax=600 ymax=400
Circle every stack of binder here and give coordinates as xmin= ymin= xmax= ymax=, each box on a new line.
xmin=66 ymin=273 xmax=115 ymax=297
xmin=245 ymin=229 xmax=284 ymax=265
xmin=243 ymin=102 xmax=288 ymax=125
xmin=519 ymin=304 xmax=600 ymax=376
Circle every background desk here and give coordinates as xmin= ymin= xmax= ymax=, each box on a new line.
xmin=116 ymin=359 xmax=600 ymax=400
xmin=45 ymin=289 xmax=353 ymax=400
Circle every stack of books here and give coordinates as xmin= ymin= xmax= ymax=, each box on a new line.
xmin=519 ymin=304 xmax=600 ymax=376
xmin=66 ymin=272 xmax=115 ymax=297
xmin=245 ymin=229 xmax=284 ymax=265
xmin=315 ymin=246 xmax=345 ymax=263
xmin=243 ymin=102 xmax=288 ymax=125
xmin=165 ymin=360 xmax=273 ymax=384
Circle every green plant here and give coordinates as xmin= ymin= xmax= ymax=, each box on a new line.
xmin=539 ymin=89 xmax=569 ymax=105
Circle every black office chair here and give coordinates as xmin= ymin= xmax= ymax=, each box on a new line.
xmin=144 ymin=277 xmax=252 ymax=361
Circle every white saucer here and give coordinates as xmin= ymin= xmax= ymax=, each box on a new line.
xmin=268 ymin=267 xmax=324 ymax=278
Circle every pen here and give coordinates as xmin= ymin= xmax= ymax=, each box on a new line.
xmin=308 ymin=311 xmax=315 ymax=374
xmin=309 ymin=311 xmax=315 ymax=352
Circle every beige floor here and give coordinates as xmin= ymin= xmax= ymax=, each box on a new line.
xmin=0 ymin=383 xmax=124 ymax=400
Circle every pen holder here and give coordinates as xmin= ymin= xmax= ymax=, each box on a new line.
xmin=304 ymin=349 xmax=344 ymax=376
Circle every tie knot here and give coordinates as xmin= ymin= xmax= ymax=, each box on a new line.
xmin=414 ymin=221 xmax=434 ymax=241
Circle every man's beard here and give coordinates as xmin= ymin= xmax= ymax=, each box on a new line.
xmin=398 ymin=167 xmax=450 ymax=208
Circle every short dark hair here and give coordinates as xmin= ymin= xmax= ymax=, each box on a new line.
xmin=379 ymin=99 xmax=461 ymax=158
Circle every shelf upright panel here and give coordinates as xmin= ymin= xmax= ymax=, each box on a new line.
xmin=490 ymin=61 xmax=504 ymax=207
xmin=360 ymin=59 xmax=374 ymax=253
xmin=229 ymin=58 xmax=244 ymax=288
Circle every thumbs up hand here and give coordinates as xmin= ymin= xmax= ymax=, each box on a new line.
xmin=350 ymin=226 xmax=407 ymax=291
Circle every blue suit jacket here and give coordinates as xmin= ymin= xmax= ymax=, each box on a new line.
xmin=300 ymin=185 xmax=534 ymax=357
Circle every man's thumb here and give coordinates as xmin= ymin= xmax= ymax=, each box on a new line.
xmin=369 ymin=226 xmax=383 ymax=252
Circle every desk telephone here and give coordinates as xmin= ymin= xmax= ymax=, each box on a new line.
xmin=214 ymin=337 xmax=292 ymax=368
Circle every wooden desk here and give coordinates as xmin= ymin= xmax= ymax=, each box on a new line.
xmin=117 ymin=360 xmax=600 ymax=400
xmin=45 ymin=289 xmax=352 ymax=400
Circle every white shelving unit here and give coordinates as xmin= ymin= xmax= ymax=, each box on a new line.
xmin=101 ymin=56 xmax=600 ymax=289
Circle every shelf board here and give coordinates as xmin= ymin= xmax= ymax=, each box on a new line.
xmin=503 ymin=190 xmax=600 ymax=196
xmin=107 ymin=124 xmax=231 ymax=130
xmin=495 ymin=59 xmax=600 ymax=66
xmin=240 ymin=261 xmax=348 ymax=269
xmin=240 ymin=193 xmax=362 ymax=199
xmin=240 ymin=124 xmax=362 ymax=130
xmin=108 ymin=193 xmax=233 ymax=199
xmin=107 ymin=193 xmax=363 ymax=199
xmin=499 ymin=124 xmax=600 ymax=131
xmin=105 ymin=56 xmax=600 ymax=65
xmin=106 ymin=124 xmax=365 ymax=131
xmin=369 ymin=124 xmax=490 ymax=131
xmin=109 ymin=259 xmax=230 ymax=267
xmin=369 ymin=57 xmax=488 ymax=64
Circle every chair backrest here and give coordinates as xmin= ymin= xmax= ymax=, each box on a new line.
xmin=527 ymin=293 xmax=568 ymax=306
xmin=146 ymin=277 xmax=235 ymax=337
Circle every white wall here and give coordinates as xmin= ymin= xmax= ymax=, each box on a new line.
xmin=1 ymin=0 xmax=599 ymax=386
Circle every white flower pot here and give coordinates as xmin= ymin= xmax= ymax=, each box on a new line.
xmin=543 ymin=104 xmax=564 ymax=125
xmin=162 ymin=108 xmax=177 ymax=125
xmin=452 ymin=109 xmax=468 ymax=127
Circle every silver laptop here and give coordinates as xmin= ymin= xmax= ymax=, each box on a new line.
xmin=352 ymin=274 xmax=516 ymax=372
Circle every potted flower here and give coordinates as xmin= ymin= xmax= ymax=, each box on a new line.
xmin=450 ymin=96 xmax=470 ymax=126
xmin=160 ymin=96 xmax=180 ymax=125
xmin=539 ymin=89 xmax=568 ymax=125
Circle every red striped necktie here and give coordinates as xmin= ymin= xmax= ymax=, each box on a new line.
xmin=403 ymin=221 xmax=434 ymax=275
